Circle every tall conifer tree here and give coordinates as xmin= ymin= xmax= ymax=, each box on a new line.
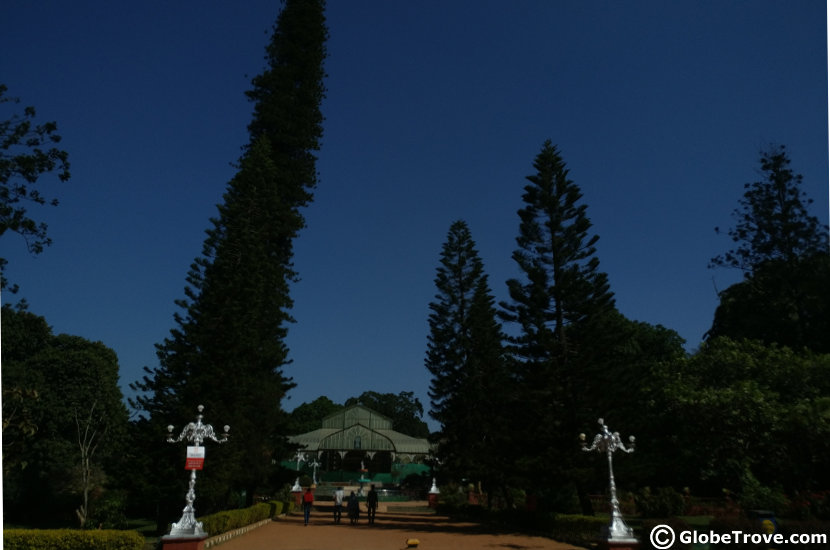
xmin=426 ymin=221 xmax=511 ymax=499
xmin=132 ymin=0 xmax=327 ymax=509
xmin=500 ymin=140 xmax=615 ymax=492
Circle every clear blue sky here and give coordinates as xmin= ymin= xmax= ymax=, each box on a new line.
xmin=2 ymin=1 xmax=827 ymax=426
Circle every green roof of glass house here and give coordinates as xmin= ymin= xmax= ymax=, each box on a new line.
xmin=288 ymin=405 xmax=430 ymax=456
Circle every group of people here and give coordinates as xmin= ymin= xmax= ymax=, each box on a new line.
xmin=302 ymin=485 xmax=379 ymax=526
xmin=333 ymin=484 xmax=379 ymax=525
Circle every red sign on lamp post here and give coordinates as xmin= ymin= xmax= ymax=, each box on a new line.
xmin=185 ymin=446 xmax=205 ymax=470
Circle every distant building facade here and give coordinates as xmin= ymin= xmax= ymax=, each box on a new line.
xmin=289 ymin=405 xmax=431 ymax=479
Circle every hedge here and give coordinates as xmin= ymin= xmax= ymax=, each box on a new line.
xmin=3 ymin=529 xmax=144 ymax=550
xmin=197 ymin=500 xmax=293 ymax=537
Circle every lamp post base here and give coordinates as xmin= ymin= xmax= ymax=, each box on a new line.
xmin=161 ymin=534 xmax=207 ymax=550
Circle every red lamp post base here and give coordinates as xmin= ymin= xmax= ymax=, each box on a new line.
xmin=161 ymin=535 xmax=207 ymax=550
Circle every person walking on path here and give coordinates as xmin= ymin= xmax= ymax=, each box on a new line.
xmin=302 ymin=488 xmax=314 ymax=526
xmin=347 ymin=491 xmax=359 ymax=525
xmin=366 ymin=484 xmax=379 ymax=525
xmin=333 ymin=486 xmax=344 ymax=524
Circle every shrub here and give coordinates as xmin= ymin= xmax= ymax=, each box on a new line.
xmin=435 ymin=482 xmax=467 ymax=512
xmin=539 ymin=485 xmax=581 ymax=515
xmin=635 ymin=486 xmax=686 ymax=518
xmin=3 ymin=529 xmax=144 ymax=550
xmin=549 ymin=514 xmax=609 ymax=547
xmin=197 ymin=502 xmax=274 ymax=536
xmin=738 ymin=473 xmax=790 ymax=516
xmin=788 ymin=490 xmax=830 ymax=520
xmin=268 ymin=500 xmax=284 ymax=516
xmin=88 ymin=490 xmax=129 ymax=530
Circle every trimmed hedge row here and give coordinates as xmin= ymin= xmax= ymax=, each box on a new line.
xmin=3 ymin=529 xmax=144 ymax=550
xmin=435 ymin=501 xmax=610 ymax=546
xmin=198 ymin=500 xmax=293 ymax=537
xmin=3 ymin=501 xmax=296 ymax=550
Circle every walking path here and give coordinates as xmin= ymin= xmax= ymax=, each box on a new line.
xmin=212 ymin=502 xmax=585 ymax=550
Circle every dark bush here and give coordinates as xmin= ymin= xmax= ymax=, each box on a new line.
xmin=787 ymin=490 xmax=830 ymax=520
xmin=88 ymin=491 xmax=129 ymax=530
xmin=549 ymin=514 xmax=609 ymax=547
xmin=635 ymin=486 xmax=686 ymax=518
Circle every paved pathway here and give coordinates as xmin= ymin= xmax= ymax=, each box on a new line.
xmin=212 ymin=502 xmax=585 ymax=550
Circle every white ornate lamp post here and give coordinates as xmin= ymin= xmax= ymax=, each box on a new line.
xmin=291 ymin=451 xmax=306 ymax=492
xmin=309 ymin=457 xmax=321 ymax=485
xmin=165 ymin=405 xmax=229 ymax=539
xmin=294 ymin=450 xmax=306 ymax=472
xmin=580 ymin=418 xmax=638 ymax=548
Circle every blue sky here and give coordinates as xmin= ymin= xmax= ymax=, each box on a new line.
xmin=2 ymin=1 xmax=827 ymax=426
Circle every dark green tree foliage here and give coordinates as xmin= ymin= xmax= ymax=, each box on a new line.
xmin=132 ymin=138 xmax=301 ymax=510
xmin=572 ymin=312 xmax=686 ymax=435
xmin=345 ymin=391 xmax=430 ymax=438
xmin=131 ymin=0 xmax=327 ymax=512
xmin=1 ymin=303 xmax=51 ymax=474
xmin=246 ymin=0 xmax=328 ymax=209
xmin=710 ymin=145 xmax=827 ymax=273
xmin=426 ymin=221 xmax=511 ymax=495
xmin=500 ymin=141 xmax=615 ymax=491
xmin=570 ymin=313 xmax=688 ymax=495
xmin=0 ymin=84 xmax=71 ymax=292
xmin=655 ymin=337 xmax=830 ymax=498
xmin=709 ymin=254 xmax=830 ymax=353
xmin=709 ymin=145 xmax=829 ymax=352
xmin=502 ymin=141 xmax=614 ymax=359
xmin=1 ymin=305 xmax=129 ymax=526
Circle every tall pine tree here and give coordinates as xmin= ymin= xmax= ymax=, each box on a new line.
xmin=500 ymin=141 xmax=615 ymax=496
xmin=708 ymin=145 xmax=830 ymax=351
xmin=131 ymin=0 xmax=327 ymax=511
xmin=426 ymin=221 xmax=512 ymax=501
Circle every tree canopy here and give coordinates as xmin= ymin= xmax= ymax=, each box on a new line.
xmin=0 ymin=84 xmax=71 ymax=292
xmin=708 ymin=145 xmax=829 ymax=352
xmin=654 ymin=337 xmax=830 ymax=500
xmin=2 ymin=305 xmax=129 ymax=527
xmin=711 ymin=145 xmax=827 ymax=273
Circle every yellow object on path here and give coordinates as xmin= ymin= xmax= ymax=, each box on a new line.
xmin=406 ymin=538 xmax=420 ymax=547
